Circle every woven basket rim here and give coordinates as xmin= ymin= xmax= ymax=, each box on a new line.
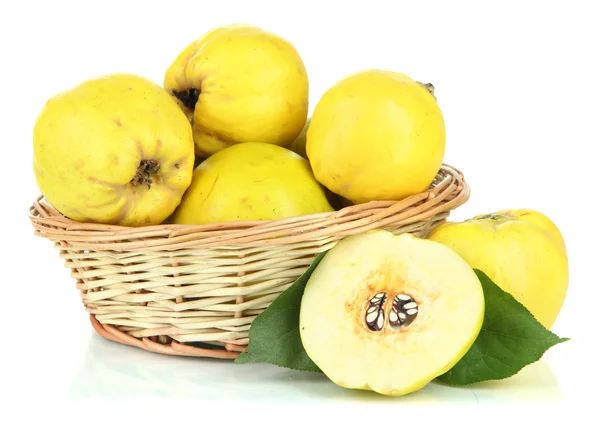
xmin=29 ymin=163 xmax=470 ymax=251
xmin=28 ymin=162 xmax=470 ymax=359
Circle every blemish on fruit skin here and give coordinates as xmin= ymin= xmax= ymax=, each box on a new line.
xmin=154 ymin=139 xmax=163 ymax=155
xmin=88 ymin=176 xmax=120 ymax=189
xmin=74 ymin=158 xmax=85 ymax=170
xmin=114 ymin=118 xmax=123 ymax=127
xmin=108 ymin=153 xmax=120 ymax=166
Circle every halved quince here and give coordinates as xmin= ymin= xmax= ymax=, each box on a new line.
xmin=299 ymin=230 xmax=484 ymax=396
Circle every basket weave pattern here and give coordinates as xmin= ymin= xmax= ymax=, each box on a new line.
xmin=29 ymin=164 xmax=469 ymax=359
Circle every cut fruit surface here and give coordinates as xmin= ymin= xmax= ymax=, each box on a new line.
xmin=299 ymin=230 xmax=484 ymax=396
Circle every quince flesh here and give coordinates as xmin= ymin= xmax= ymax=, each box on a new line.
xmin=299 ymin=230 xmax=484 ymax=396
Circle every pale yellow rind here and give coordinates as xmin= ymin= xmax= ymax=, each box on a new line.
xmin=164 ymin=24 xmax=309 ymax=157
xmin=429 ymin=210 xmax=569 ymax=329
xmin=299 ymin=230 xmax=484 ymax=396
xmin=491 ymin=209 xmax=567 ymax=252
xmin=306 ymin=70 xmax=445 ymax=204
xmin=171 ymin=143 xmax=333 ymax=225
xmin=33 ymin=73 xmax=195 ymax=227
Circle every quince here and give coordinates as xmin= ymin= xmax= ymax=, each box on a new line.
xmin=171 ymin=142 xmax=333 ymax=225
xmin=306 ymin=70 xmax=445 ymax=204
xmin=164 ymin=24 xmax=309 ymax=157
xmin=428 ymin=209 xmax=568 ymax=328
xmin=32 ymin=73 xmax=195 ymax=227
xmin=300 ymin=230 xmax=484 ymax=396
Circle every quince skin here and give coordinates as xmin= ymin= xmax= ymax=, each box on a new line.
xmin=33 ymin=73 xmax=195 ymax=227
xmin=306 ymin=70 xmax=445 ymax=204
xmin=428 ymin=209 xmax=568 ymax=328
xmin=164 ymin=24 xmax=309 ymax=157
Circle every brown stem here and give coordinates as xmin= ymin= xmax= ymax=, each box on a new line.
xmin=471 ymin=213 xmax=509 ymax=222
xmin=417 ymin=82 xmax=436 ymax=100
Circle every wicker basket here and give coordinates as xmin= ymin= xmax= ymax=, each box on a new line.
xmin=29 ymin=163 xmax=469 ymax=359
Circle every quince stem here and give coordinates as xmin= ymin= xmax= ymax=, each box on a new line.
xmin=417 ymin=82 xmax=436 ymax=100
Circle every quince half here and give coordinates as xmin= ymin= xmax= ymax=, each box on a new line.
xmin=299 ymin=230 xmax=484 ymax=396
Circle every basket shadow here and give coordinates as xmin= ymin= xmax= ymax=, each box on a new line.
xmin=69 ymin=333 xmax=562 ymax=403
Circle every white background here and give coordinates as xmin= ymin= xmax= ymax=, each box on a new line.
xmin=1 ymin=0 xmax=598 ymax=419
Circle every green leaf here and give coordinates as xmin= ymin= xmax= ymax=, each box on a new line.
xmin=236 ymin=260 xmax=569 ymax=385
xmin=234 ymin=252 xmax=327 ymax=372
xmin=437 ymin=269 xmax=570 ymax=386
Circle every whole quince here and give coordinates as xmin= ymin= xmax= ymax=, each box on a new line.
xmin=428 ymin=209 xmax=568 ymax=329
xmin=171 ymin=142 xmax=333 ymax=225
xmin=164 ymin=24 xmax=309 ymax=157
xmin=306 ymin=70 xmax=445 ymax=204
xmin=33 ymin=73 xmax=195 ymax=227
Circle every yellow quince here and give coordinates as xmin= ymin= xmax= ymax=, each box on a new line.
xmin=428 ymin=209 xmax=569 ymax=329
xmin=33 ymin=73 xmax=195 ymax=227
xmin=171 ymin=142 xmax=333 ymax=225
xmin=306 ymin=70 xmax=445 ymax=204
xmin=164 ymin=24 xmax=309 ymax=157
